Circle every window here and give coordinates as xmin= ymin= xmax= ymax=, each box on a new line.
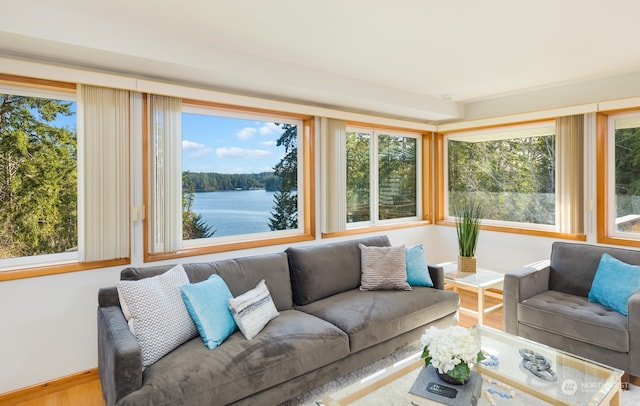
xmin=346 ymin=127 xmax=420 ymax=226
xmin=445 ymin=122 xmax=557 ymax=229
xmin=147 ymin=99 xmax=313 ymax=259
xmin=182 ymin=106 xmax=303 ymax=243
xmin=0 ymin=79 xmax=131 ymax=278
xmin=0 ymin=85 xmax=78 ymax=268
xmin=601 ymin=112 xmax=640 ymax=242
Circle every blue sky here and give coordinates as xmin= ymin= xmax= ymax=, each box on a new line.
xmin=181 ymin=113 xmax=285 ymax=174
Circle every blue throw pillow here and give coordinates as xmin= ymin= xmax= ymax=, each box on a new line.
xmin=588 ymin=253 xmax=640 ymax=316
xmin=181 ymin=274 xmax=237 ymax=349
xmin=405 ymin=244 xmax=433 ymax=287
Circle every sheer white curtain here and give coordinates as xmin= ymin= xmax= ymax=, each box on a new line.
xmin=149 ymin=95 xmax=182 ymax=253
xmin=556 ymin=114 xmax=584 ymax=234
xmin=320 ymin=118 xmax=347 ymax=234
xmin=77 ymin=85 xmax=130 ymax=262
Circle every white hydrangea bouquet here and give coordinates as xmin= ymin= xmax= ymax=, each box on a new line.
xmin=421 ymin=326 xmax=485 ymax=384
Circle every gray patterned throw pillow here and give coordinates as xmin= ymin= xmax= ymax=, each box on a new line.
xmin=117 ymin=264 xmax=198 ymax=368
xmin=359 ymin=244 xmax=411 ymax=291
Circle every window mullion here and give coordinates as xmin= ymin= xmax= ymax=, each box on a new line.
xmin=371 ymin=131 xmax=380 ymax=223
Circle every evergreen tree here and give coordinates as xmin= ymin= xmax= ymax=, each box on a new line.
xmin=269 ymin=124 xmax=298 ymax=230
xmin=0 ymin=94 xmax=77 ymax=258
xmin=182 ymin=172 xmax=214 ymax=239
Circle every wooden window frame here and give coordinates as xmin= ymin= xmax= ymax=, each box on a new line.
xmin=322 ymin=122 xmax=432 ymax=239
xmin=596 ymin=110 xmax=640 ymax=248
xmin=435 ymin=121 xmax=586 ymax=241
xmin=143 ymin=98 xmax=315 ymax=262
xmin=0 ymin=74 xmax=130 ymax=281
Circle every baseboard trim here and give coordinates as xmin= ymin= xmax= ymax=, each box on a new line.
xmin=0 ymin=368 xmax=99 ymax=404
xmin=631 ymin=374 xmax=640 ymax=387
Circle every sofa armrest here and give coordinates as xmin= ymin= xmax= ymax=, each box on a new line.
xmin=98 ymin=306 xmax=142 ymax=406
xmin=629 ymin=290 xmax=640 ymax=376
xmin=428 ymin=264 xmax=445 ymax=290
xmin=503 ymin=260 xmax=551 ymax=334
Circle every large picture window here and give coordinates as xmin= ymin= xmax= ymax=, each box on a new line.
xmin=147 ymin=99 xmax=313 ymax=259
xmin=346 ymin=127 xmax=419 ymax=226
xmin=181 ymin=106 xmax=303 ymax=243
xmin=0 ymin=86 xmax=77 ymax=268
xmin=445 ymin=122 xmax=556 ymax=228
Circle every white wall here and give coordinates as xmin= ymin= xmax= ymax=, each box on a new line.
xmin=0 ymin=265 xmax=121 ymax=393
xmin=424 ymin=226 xmax=556 ymax=273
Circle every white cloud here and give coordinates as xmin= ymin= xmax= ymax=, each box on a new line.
xmin=216 ymin=147 xmax=271 ymax=159
xmin=182 ymin=140 xmax=204 ymax=149
xmin=259 ymin=122 xmax=282 ymax=136
xmin=182 ymin=140 xmax=212 ymax=158
xmin=261 ymin=140 xmax=277 ymax=147
xmin=236 ymin=127 xmax=257 ymax=140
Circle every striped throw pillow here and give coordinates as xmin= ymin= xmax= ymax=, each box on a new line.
xmin=359 ymin=244 xmax=411 ymax=291
xmin=228 ymin=280 xmax=280 ymax=340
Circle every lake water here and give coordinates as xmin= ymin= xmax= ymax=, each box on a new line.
xmin=191 ymin=190 xmax=277 ymax=237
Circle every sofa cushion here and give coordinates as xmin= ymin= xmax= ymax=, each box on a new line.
xmin=589 ymin=253 xmax=640 ymax=316
xmin=359 ymin=244 xmax=411 ymax=291
xmin=181 ymin=274 xmax=237 ymax=349
xmin=297 ymin=288 xmax=459 ymax=353
xmin=518 ymin=290 xmax=629 ymax=352
xmin=286 ymin=235 xmax=391 ymax=306
xmin=229 ymin=279 xmax=280 ymax=340
xmin=117 ymin=264 xmax=198 ymax=368
xmin=405 ymin=243 xmax=434 ymax=287
xmin=119 ymin=252 xmax=294 ymax=311
xmin=117 ymin=310 xmax=350 ymax=406
xmin=213 ymin=252 xmax=294 ymax=311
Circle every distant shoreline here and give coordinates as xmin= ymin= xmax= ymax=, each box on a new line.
xmin=195 ymin=187 xmax=266 ymax=192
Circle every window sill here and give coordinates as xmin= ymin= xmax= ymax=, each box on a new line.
xmin=597 ymin=235 xmax=640 ymax=249
xmin=322 ymin=220 xmax=431 ymax=239
xmin=437 ymin=220 xmax=587 ymax=241
xmin=0 ymin=258 xmax=131 ymax=282
xmin=144 ymin=233 xmax=315 ymax=262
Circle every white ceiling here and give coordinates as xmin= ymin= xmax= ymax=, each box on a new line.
xmin=1 ymin=0 xmax=640 ymax=122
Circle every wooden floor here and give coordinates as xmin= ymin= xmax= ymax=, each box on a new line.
xmin=11 ymin=289 xmax=503 ymax=406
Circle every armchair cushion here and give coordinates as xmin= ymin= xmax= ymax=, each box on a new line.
xmin=588 ymin=253 xmax=640 ymax=316
xmin=519 ymin=290 xmax=629 ymax=352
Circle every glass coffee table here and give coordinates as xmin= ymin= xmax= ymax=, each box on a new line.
xmin=322 ymin=325 xmax=623 ymax=405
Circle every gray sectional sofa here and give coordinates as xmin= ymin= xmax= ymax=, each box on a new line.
xmin=97 ymin=235 xmax=460 ymax=405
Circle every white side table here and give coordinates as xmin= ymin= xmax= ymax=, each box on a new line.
xmin=439 ymin=261 xmax=504 ymax=325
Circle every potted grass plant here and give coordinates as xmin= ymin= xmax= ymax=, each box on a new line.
xmin=453 ymin=196 xmax=482 ymax=273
